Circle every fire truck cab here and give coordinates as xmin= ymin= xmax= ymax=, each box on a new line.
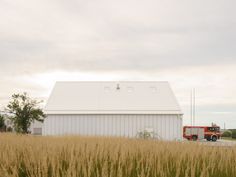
xmin=183 ymin=126 xmax=221 ymax=141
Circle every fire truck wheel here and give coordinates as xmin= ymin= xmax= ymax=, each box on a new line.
xmin=192 ymin=135 xmax=198 ymax=141
xmin=206 ymin=137 xmax=211 ymax=141
xmin=212 ymin=136 xmax=217 ymax=142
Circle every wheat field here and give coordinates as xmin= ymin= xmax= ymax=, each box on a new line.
xmin=0 ymin=134 xmax=236 ymax=177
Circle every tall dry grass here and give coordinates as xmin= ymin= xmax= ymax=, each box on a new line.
xmin=0 ymin=134 xmax=236 ymax=177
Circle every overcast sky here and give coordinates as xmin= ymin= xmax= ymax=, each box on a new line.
xmin=0 ymin=0 xmax=236 ymax=128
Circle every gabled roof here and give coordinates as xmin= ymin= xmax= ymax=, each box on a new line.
xmin=45 ymin=81 xmax=182 ymax=114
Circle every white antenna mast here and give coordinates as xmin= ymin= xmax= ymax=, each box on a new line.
xmin=190 ymin=88 xmax=196 ymax=126
xmin=193 ymin=88 xmax=195 ymax=126
xmin=190 ymin=90 xmax=192 ymax=126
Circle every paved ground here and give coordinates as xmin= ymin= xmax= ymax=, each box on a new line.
xmin=181 ymin=138 xmax=236 ymax=147
xmin=198 ymin=139 xmax=236 ymax=147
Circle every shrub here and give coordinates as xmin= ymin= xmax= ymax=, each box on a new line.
xmin=221 ymin=130 xmax=232 ymax=137
xmin=231 ymin=130 xmax=236 ymax=139
xmin=6 ymin=127 xmax=13 ymax=132
xmin=0 ymin=115 xmax=6 ymax=132
xmin=137 ymin=130 xmax=153 ymax=139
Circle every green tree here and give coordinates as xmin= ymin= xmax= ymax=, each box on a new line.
xmin=0 ymin=114 xmax=6 ymax=131
xmin=221 ymin=130 xmax=232 ymax=137
xmin=231 ymin=130 xmax=236 ymax=139
xmin=6 ymin=93 xmax=45 ymax=134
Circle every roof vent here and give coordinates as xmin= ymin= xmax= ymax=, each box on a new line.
xmin=150 ymin=86 xmax=157 ymax=93
xmin=116 ymin=84 xmax=120 ymax=90
xmin=104 ymin=87 xmax=110 ymax=92
xmin=127 ymin=87 xmax=134 ymax=92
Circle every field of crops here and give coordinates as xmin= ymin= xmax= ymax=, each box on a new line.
xmin=0 ymin=134 xmax=236 ymax=177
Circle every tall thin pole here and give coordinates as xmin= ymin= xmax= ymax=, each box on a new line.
xmin=190 ymin=90 xmax=192 ymax=126
xmin=193 ymin=88 xmax=195 ymax=126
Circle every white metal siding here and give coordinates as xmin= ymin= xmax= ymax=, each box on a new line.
xmin=43 ymin=114 xmax=182 ymax=141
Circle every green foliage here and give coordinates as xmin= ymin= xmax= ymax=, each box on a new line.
xmin=221 ymin=130 xmax=232 ymax=137
xmin=0 ymin=114 xmax=5 ymax=128
xmin=5 ymin=92 xmax=46 ymax=134
xmin=231 ymin=130 xmax=236 ymax=139
xmin=137 ymin=130 xmax=153 ymax=139
xmin=6 ymin=127 xmax=13 ymax=132
xmin=0 ymin=114 xmax=6 ymax=131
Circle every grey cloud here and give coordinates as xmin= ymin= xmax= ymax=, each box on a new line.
xmin=0 ymin=0 xmax=236 ymax=126
xmin=182 ymin=103 xmax=236 ymax=129
xmin=0 ymin=0 xmax=236 ymax=75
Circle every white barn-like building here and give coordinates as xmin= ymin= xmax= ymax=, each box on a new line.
xmin=43 ymin=81 xmax=183 ymax=140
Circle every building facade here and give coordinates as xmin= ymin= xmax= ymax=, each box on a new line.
xmin=43 ymin=81 xmax=183 ymax=140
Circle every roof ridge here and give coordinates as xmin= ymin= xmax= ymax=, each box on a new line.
xmin=55 ymin=81 xmax=169 ymax=83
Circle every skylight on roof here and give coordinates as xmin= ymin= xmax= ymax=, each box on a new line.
xmin=127 ymin=87 xmax=134 ymax=92
xmin=150 ymin=86 xmax=157 ymax=93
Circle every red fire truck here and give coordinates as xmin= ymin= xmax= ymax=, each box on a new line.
xmin=183 ymin=126 xmax=221 ymax=141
